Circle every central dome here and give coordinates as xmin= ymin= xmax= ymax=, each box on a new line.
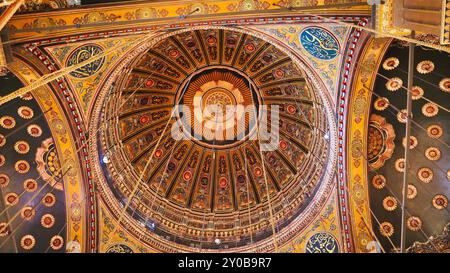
xmin=93 ymin=28 xmax=334 ymax=251
xmin=176 ymin=66 xmax=260 ymax=149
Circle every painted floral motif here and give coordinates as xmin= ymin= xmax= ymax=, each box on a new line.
xmin=395 ymin=158 xmax=405 ymax=173
xmin=427 ymin=124 xmax=443 ymax=139
xmin=379 ymin=222 xmax=394 ymax=237
xmin=386 ymin=77 xmax=403 ymax=91
xmin=422 ymin=102 xmax=439 ymax=117
xmin=383 ymin=196 xmax=398 ymax=211
xmin=397 ymin=109 xmax=408 ymax=123
xmin=416 ymin=60 xmax=435 ymax=74
xmin=408 ymin=184 xmax=417 ymax=200
xmin=402 ymin=136 xmax=418 ymax=150
xmin=374 ymin=97 xmax=389 ymax=111
xmin=432 ymin=194 xmax=448 ymax=210
xmin=425 ymin=147 xmax=441 ymax=161
xmin=20 ymin=235 xmax=36 ymax=250
xmin=439 ymin=78 xmax=450 ymax=93
xmin=407 ymin=216 xmax=422 ymax=231
xmin=372 ymin=174 xmax=386 ymax=190
xmin=368 ymin=114 xmax=396 ymax=169
xmin=0 ymin=116 xmax=16 ymax=129
xmin=417 ymin=167 xmax=433 ymax=183
xmin=411 ymin=86 xmax=424 ymax=100
xmin=36 ymin=138 xmax=63 ymax=191
xmin=382 ymin=57 xmax=399 ymax=70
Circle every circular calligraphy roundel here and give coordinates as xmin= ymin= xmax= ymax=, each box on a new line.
xmin=105 ymin=244 xmax=134 ymax=253
xmin=305 ymin=232 xmax=339 ymax=253
xmin=299 ymin=27 xmax=339 ymax=60
xmin=66 ymin=44 xmax=106 ymax=78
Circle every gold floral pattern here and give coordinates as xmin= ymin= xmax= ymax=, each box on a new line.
xmin=427 ymin=124 xmax=443 ymax=139
xmin=422 ymin=103 xmax=439 ymax=117
xmin=407 ymin=216 xmax=422 ymax=231
xmin=407 ymin=184 xmax=417 ymax=199
xmin=383 ymin=196 xmax=397 ymax=211
xmin=0 ymin=116 xmax=16 ymax=129
xmin=425 ymin=147 xmax=441 ymax=161
xmin=417 ymin=167 xmax=433 ymax=183
xmin=382 ymin=57 xmax=399 ymax=71
xmin=372 ymin=174 xmax=386 ymax=190
xmin=432 ymin=194 xmax=448 ymax=210
xmin=368 ymin=114 xmax=396 ymax=170
xmin=20 ymin=235 xmax=36 ymax=250
xmin=416 ymin=60 xmax=435 ymax=74
xmin=379 ymin=222 xmax=394 ymax=237
xmin=386 ymin=77 xmax=403 ymax=91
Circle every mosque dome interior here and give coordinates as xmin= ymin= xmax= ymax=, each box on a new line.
xmin=0 ymin=0 xmax=448 ymax=254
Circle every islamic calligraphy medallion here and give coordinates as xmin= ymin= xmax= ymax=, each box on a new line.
xmin=66 ymin=44 xmax=105 ymax=78
xmin=300 ymin=27 xmax=339 ymax=60
xmin=305 ymin=232 xmax=339 ymax=253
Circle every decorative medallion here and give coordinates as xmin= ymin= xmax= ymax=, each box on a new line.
xmin=427 ymin=124 xmax=443 ymax=139
xmin=27 ymin=124 xmax=43 ymax=137
xmin=422 ymin=103 xmax=439 ymax=117
xmin=374 ymin=97 xmax=389 ymax=111
xmin=0 ymin=116 xmax=16 ymax=129
xmin=372 ymin=174 xmax=386 ymax=190
xmin=21 ymin=206 xmax=35 ymax=221
xmin=0 ymin=155 xmax=4 ymax=167
xmin=382 ymin=57 xmax=399 ymax=71
xmin=14 ymin=141 xmax=30 ymax=154
xmin=368 ymin=114 xmax=396 ymax=169
xmin=432 ymin=194 xmax=448 ymax=210
xmin=154 ymin=149 xmax=163 ymax=158
xmin=279 ymin=140 xmax=288 ymax=150
xmin=439 ymin=78 xmax=450 ymax=93
xmin=0 ymin=223 xmax=9 ymax=237
xmin=50 ymin=235 xmax=64 ymax=250
xmin=20 ymin=235 xmax=36 ymax=250
xmin=4 ymin=192 xmax=19 ymax=206
xmin=105 ymin=244 xmax=134 ymax=253
xmin=0 ymin=174 xmax=9 ymax=188
xmin=15 ymin=160 xmax=30 ymax=174
xmin=416 ymin=60 xmax=435 ymax=74
xmin=17 ymin=106 xmax=34 ymax=119
xmin=411 ymin=86 xmax=424 ymax=100
xmin=407 ymin=216 xmax=422 ymax=231
xmin=36 ymin=138 xmax=63 ymax=191
xmin=402 ymin=136 xmax=418 ymax=150
xmin=395 ymin=158 xmax=405 ymax=173
xmin=183 ymin=171 xmax=192 ymax=182
xmin=0 ymin=134 xmax=5 ymax=147
xmin=386 ymin=77 xmax=403 ymax=91
xmin=383 ymin=196 xmax=398 ymax=211
xmin=397 ymin=109 xmax=408 ymax=123
xmin=417 ymin=167 xmax=433 ymax=183
xmin=41 ymin=214 xmax=55 ymax=228
xmin=299 ymin=27 xmax=339 ymax=60
xmin=42 ymin=193 xmax=56 ymax=207
xmin=23 ymin=179 xmax=38 ymax=192
xmin=425 ymin=147 xmax=441 ymax=161
xmin=66 ymin=44 xmax=105 ymax=78
xmin=407 ymin=184 xmax=417 ymax=200
xmin=305 ymin=232 xmax=339 ymax=253
xmin=379 ymin=222 xmax=394 ymax=237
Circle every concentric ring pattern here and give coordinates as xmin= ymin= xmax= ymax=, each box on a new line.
xmin=97 ymin=28 xmax=332 ymax=250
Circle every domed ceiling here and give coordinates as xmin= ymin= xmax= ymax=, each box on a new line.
xmin=92 ymin=28 xmax=335 ymax=251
